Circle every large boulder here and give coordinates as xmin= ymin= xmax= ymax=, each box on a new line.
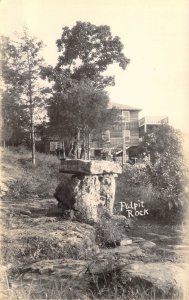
xmin=55 ymin=174 xmax=118 ymax=223
xmin=55 ymin=159 xmax=122 ymax=223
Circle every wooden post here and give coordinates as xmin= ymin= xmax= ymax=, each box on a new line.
xmin=83 ymin=130 xmax=86 ymax=160
xmin=88 ymin=132 xmax=91 ymax=160
xmin=62 ymin=141 xmax=65 ymax=159
xmin=122 ymin=122 xmax=126 ymax=168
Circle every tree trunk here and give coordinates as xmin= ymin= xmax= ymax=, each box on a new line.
xmin=77 ymin=128 xmax=80 ymax=159
xmin=31 ymin=117 xmax=35 ymax=165
xmin=27 ymin=48 xmax=35 ymax=165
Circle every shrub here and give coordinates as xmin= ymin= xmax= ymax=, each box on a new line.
xmin=115 ymin=155 xmax=186 ymax=224
xmin=115 ymin=164 xmax=151 ymax=213
xmin=95 ymin=211 xmax=129 ymax=247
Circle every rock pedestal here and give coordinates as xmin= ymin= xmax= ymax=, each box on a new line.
xmin=54 ymin=159 xmax=122 ymax=223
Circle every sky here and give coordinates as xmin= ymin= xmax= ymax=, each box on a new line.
xmin=0 ymin=0 xmax=189 ymax=133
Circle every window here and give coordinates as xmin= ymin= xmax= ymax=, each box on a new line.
xmin=94 ymin=149 xmax=102 ymax=157
xmin=50 ymin=141 xmax=57 ymax=151
xmin=110 ymin=138 xmax=123 ymax=147
xmin=110 ymin=131 xmax=122 ymax=138
xmin=122 ymin=111 xmax=130 ymax=122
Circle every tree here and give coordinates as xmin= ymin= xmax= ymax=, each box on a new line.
xmin=138 ymin=125 xmax=186 ymax=221
xmin=1 ymin=90 xmax=29 ymax=146
xmin=42 ymin=22 xmax=129 ymax=156
xmin=55 ymin=21 xmax=130 ymax=88
xmin=1 ymin=31 xmax=48 ymax=164
xmin=47 ymin=79 xmax=118 ymax=157
xmin=138 ymin=124 xmax=182 ymax=165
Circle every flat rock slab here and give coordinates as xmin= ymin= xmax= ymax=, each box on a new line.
xmin=3 ymin=221 xmax=97 ymax=264
xmin=101 ymin=245 xmax=145 ymax=258
xmin=22 ymin=259 xmax=89 ymax=277
xmin=12 ymin=259 xmax=91 ymax=300
xmin=121 ymin=262 xmax=189 ymax=296
xmin=147 ymin=232 xmax=179 ymax=242
xmin=141 ymin=241 xmax=156 ymax=250
xmin=60 ymin=159 xmax=122 ymax=175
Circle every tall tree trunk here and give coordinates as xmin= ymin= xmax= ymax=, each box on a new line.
xmin=31 ymin=118 xmax=35 ymax=165
xmin=77 ymin=128 xmax=80 ymax=159
xmin=27 ymin=48 xmax=35 ymax=165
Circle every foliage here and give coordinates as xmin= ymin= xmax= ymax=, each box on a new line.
xmin=116 ymin=125 xmax=186 ymax=223
xmin=0 ymin=90 xmax=29 ymax=145
xmin=55 ymin=21 xmax=130 ymax=88
xmin=140 ymin=125 xmax=186 ymax=220
xmin=0 ymin=31 xmax=48 ymax=162
xmin=115 ymin=164 xmax=150 ymax=209
xmin=41 ymin=21 xmax=129 ymax=151
xmin=95 ymin=211 xmax=129 ymax=247
xmin=138 ymin=124 xmax=182 ymax=164
xmin=47 ymin=79 xmax=109 ymax=138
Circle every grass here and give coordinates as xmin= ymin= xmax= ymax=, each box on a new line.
xmin=2 ymin=146 xmax=69 ymax=199
xmin=1 ymin=146 xmax=186 ymax=300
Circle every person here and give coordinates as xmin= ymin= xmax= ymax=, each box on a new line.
xmin=56 ymin=147 xmax=61 ymax=157
xmin=113 ymin=153 xmax=117 ymax=161
xmin=102 ymin=152 xmax=106 ymax=160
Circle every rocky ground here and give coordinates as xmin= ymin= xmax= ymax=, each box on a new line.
xmin=0 ymin=154 xmax=189 ymax=299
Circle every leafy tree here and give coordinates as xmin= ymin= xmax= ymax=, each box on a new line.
xmin=42 ymin=21 xmax=129 ymax=156
xmin=47 ymin=79 xmax=118 ymax=157
xmin=55 ymin=21 xmax=130 ymax=88
xmin=138 ymin=125 xmax=186 ymax=221
xmin=1 ymin=90 xmax=29 ymax=146
xmin=1 ymin=31 xmax=48 ymax=164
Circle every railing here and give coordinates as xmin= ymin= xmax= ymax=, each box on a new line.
xmin=139 ymin=116 xmax=168 ymax=127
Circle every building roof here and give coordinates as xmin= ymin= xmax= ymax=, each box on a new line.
xmin=108 ymin=101 xmax=142 ymax=111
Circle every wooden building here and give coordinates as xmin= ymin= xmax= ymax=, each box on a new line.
xmin=90 ymin=102 xmax=142 ymax=162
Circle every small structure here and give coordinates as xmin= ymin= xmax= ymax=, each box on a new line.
xmin=54 ymin=159 xmax=122 ymax=223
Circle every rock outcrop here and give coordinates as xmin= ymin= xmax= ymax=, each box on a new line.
xmin=55 ymin=159 xmax=122 ymax=222
xmin=2 ymin=220 xmax=97 ymax=264
xmin=121 ymin=261 xmax=189 ymax=297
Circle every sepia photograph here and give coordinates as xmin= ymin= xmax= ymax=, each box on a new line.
xmin=0 ymin=0 xmax=189 ymax=299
